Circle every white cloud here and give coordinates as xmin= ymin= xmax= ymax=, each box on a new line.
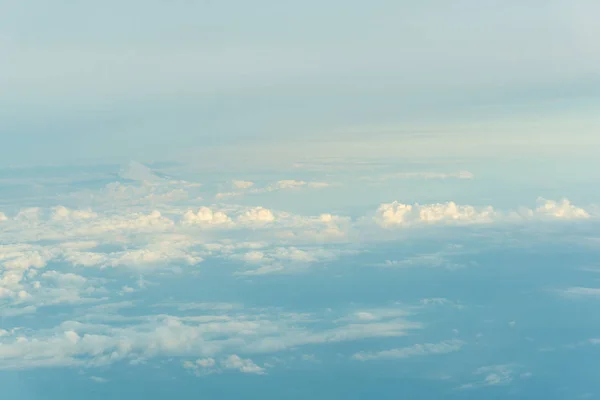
xmin=0 ymin=305 xmax=422 ymax=370
xmin=181 ymin=207 xmax=232 ymax=226
xmin=15 ymin=208 xmax=42 ymax=222
xmin=235 ymin=246 xmax=352 ymax=275
xmin=58 ymin=241 xmax=98 ymax=250
xmin=222 ymin=355 xmax=265 ymax=374
xmin=374 ymin=198 xmax=593 ymax=228
xmin=215 ymin=179 xmax=329 ymax=200
xmin=0 ymin=212 xmax=7 ymax=222
xmin=273 ymin=180 xmax=310 ymax=189
xmin=352 ymin=339 xmax=464 ymax=361
xmin=460 ymin=364 xmax=530 ymax=389
xmin=533 ymin=197 xmax=590 ymax=219
xmin=52 ymin=206 xmax=97 ymax=221
xmin=183 ymin=357 xmax=218 ymax=376
xmin=118 ymin=161 xmax=164 ymax=183
xmin=90 ymin=376 xmax=108 ymax=383
xmin=375 ymin=201 xmax=496 ymax=227
xmin=215 ymin=191 xmax=244 ymax=200
xmin=232 ymin=180 xmax=254 ymax=189
xmin=237 ymin=207 xmax=275 ymax=224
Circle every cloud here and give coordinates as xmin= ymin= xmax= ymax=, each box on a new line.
xmin=352 ymin=339 xmax=464 ymax=361
xmin=0 ymin=304 xmax=422 ymax=370
xmin=90 ymin=376 xmax=108 ymax=383
xmin=375 ymin=201 xmax=496 ymax=227
xmin=222 ymin=355 xmax=265 ymax=374
xmin=52 ymin=206 xmax=97 ymax=221
xmin=237 ymin=207 xmax=276 ymax=224
xmin=181 ymin=207 xmax=232 ymax=226
xmin=533 ymin=198 xmax=590 ymax=219
xmin=183 ymin=357 xmax=218 ymax=376
xmin=0 ymin=212 xmax=7 ymax=222
xmin=459 ymin=364 xmax=530 ymax=389
xmin=118 ymin=161 xmax=164 ymax=183
xmin=374 ymin=198 xmax=593 ymax=228
xmin=215 ymin=179 xmax=330 ymax=200
xmin=183 ymin=355 xmax=265 ymax=375
xmin=235 ymin=246 xmax=353 ymax=275
xmin=232 ymin=180 xmax=254 ymax=189
xmin=272 ymin=180 xmax=329 ymax=190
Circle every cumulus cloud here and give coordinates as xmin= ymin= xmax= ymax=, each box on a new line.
xmin=181 ymin=207 xmax=232 ymax=226
xmin=533 ymin=198 xmax=590 ymax=219
xmin=374 ymin=198 xmax=592 ymax=228
xmin=352 ymin=339 xmax=464 ymax=361
xmin=222 ymin=355 xmax=265 ymax=374
xmin=52 ymin=206 xmax=97 ymax=221
xmin=237 ymin=207 xmax=276 ymax=224
xmin=232 ymin=180 xmax=254 ymax=189
xmin=0 ymin=212 xmax=7 ymax=222
xmin=375 ymin=201 xmax=496 ymax=227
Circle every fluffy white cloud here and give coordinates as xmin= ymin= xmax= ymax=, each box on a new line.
xmin=222 ymin=355 xmax=265 ymax=374
xmin=52 ymin=206 xmax=97 ymax=221
xmin=232 ymin=180 xmax=254 ymax=189
xmin=0 ymin=212 xmax=7 ymax=222
xmin=237 ymin=207 xmax=276 ymax=224
xmin=375 ymin=201 xmax=496 ymax=227
xmin=75 ymin=210 xmax=174 ymax=236
xmin=352 ymin=339 xmax=464 ymax=361
xmin=533 ymin=198 xmax=590 ymax=219
xmin=374 ymin=198 xmax=593 ymax=228
xmin=182 ymin=207 xmax=232 ymax=226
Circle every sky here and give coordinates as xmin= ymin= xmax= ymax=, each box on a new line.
xmin=1 ymin=1 xmax=600 ymax=399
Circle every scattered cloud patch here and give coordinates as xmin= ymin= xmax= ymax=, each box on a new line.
xmin=232 ymin=180 xmax=254 ymax=189
xmin=222 ymin=355 xmax=265 ymax=375
xmin=352 ymin=339 xmax=464 ymax=361
xmin=460 ymin=364 xmax=530 ymax=389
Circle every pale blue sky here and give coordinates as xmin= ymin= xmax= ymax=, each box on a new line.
xmin=1 ymin=0 xmax=599 ymax=165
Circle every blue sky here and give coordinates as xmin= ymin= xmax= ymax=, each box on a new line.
xmin=1 ymin=1 xmax=600 ymax=399
xmin=2 ymin=0 xmax=600 ymax=164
